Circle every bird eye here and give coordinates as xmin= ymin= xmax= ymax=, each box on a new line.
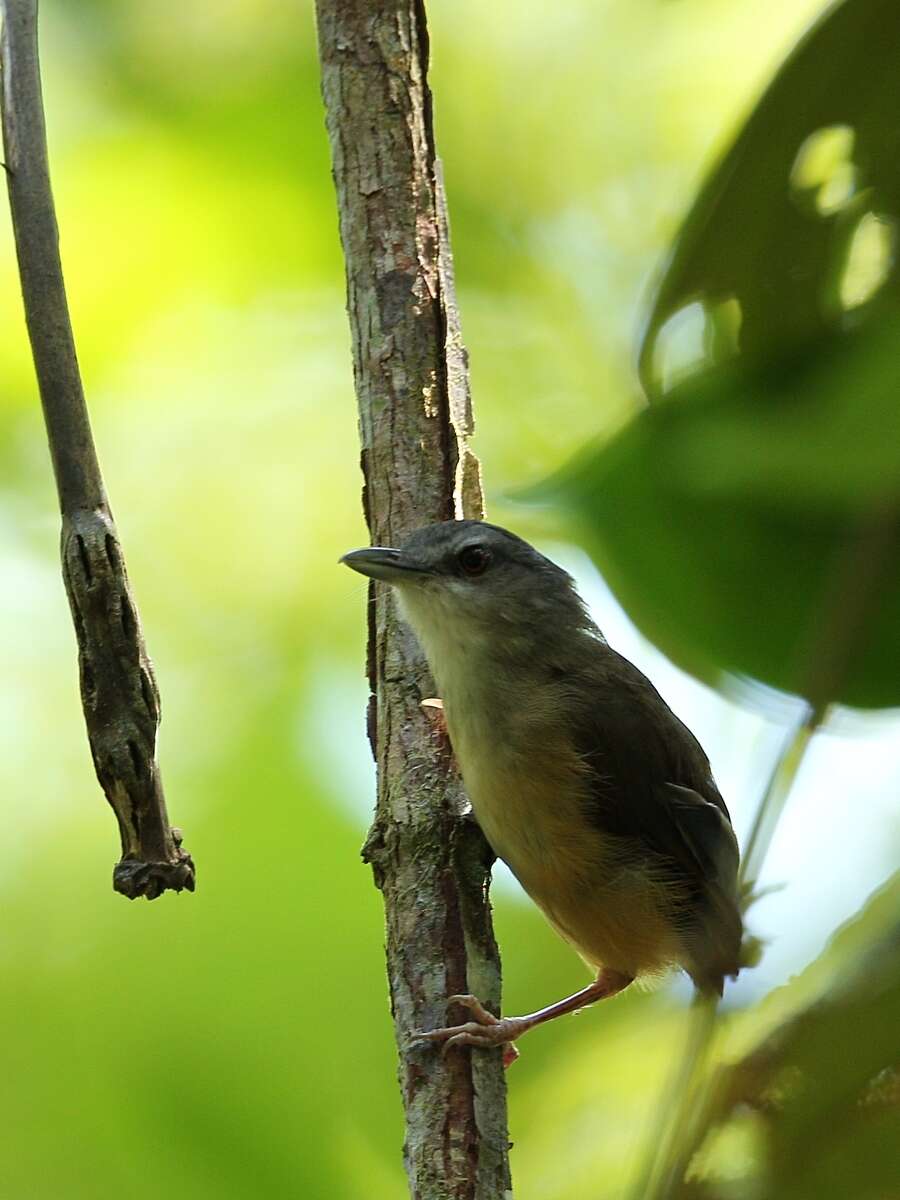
xmin=458 ymin=544 xmax=491 ymax=576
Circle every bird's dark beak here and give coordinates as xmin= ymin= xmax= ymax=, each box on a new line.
xmin=340 ymin=546 xmax=430 ymax=583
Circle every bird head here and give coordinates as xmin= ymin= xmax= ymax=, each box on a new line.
xmin=341 ymin=520 xmax=593 ymax=670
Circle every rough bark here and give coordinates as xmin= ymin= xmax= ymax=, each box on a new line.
xmin=0 ymin=0 xmax=193 ymax=898
xmin=315 ymin=2 xmax=511 ymax=1197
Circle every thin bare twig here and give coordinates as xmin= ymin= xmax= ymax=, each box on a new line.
xmin=0 ymin=0 xmax=193 ymax=898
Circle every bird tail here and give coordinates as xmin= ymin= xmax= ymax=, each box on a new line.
xmin=686 ymin=881 xmax=744 ymax=994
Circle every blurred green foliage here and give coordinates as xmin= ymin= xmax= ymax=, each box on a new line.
xmin=0 ymin=2 xmax=895 ymax=1199
xmin=548 ymin=0 xmax=900 ymax=709
xmin=545 ymin=315 xmax=900 ymax=707
xmin=688 ymin=875 xmax=900 ymax=1200
xmin=540 ymin=0 xmax=900 ymax=1192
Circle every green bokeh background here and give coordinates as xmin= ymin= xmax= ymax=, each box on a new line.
xmin=0 ymin=2 xmax=861 ymax=1197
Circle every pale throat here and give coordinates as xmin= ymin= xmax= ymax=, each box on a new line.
xmin=396 ymin=584 xmax=517 ymax=733
xmin=395 ymin=583 xmax=568 ymax=811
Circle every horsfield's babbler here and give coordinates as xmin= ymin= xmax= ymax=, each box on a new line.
xmin=342 ymin=521 xmax=743 ymax=1059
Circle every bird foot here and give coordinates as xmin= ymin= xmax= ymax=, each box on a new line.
xmin=411 ymin=994 xmax=524 ymax=1068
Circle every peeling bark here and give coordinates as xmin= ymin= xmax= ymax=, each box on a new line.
xmin=315 ymin=2 xmax=511 ymax=1196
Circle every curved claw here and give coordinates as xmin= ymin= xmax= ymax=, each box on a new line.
xmin=502 ymin=1042 xmax=520 ymax=1068
xmin=447 ymin=994 xmax=499 ymax=1024
xmin=411 ymin=1020 xmax=491 ymax=1046
xmin=441 ymin=1028 xmax=500 ymax=1055
xmin=410 ymin=992 xmax=528 ymax=1067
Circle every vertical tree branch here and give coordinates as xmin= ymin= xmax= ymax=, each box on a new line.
xmin=315 ymin=2 xmax=511 ymax=1197
xmin=0 ymin=0 xmax=194 ymax=899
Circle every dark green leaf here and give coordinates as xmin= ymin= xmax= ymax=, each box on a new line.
xmin=640 ymin=0 xmax=900 ymax=396
xmin=546 ymin=317 xmax=900 ymax=707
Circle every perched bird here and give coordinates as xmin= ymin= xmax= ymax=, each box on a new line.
xmin=342 ymin=520 xmax=743 ymax=1058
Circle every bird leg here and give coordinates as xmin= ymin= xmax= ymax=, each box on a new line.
xmin=411 ymin=969 xmax=633 ymax=1067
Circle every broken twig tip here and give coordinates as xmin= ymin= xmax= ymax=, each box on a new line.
xmin=113 ymin=852 xmax=196 ymax=901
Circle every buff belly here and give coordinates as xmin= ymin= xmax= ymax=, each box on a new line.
xmin=453 ymin=727 xmax=682 ymax=981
